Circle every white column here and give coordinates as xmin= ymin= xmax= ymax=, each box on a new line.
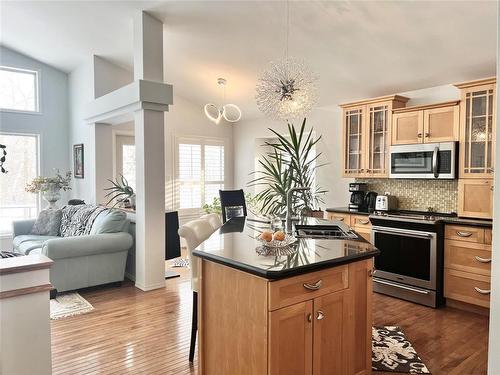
xmin=134 ymin=109 xmax=166 ymax=290
xmin=89 ymin=122 xmax=113 ymax=205
xmin=134 ymin=11 xmax=163 ymax=81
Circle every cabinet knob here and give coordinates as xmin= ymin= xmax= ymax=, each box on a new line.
xmin=425 ymin=132 xmax=430 ymax=137
xmin=417 ymin=133 xmax=423 ymax=138
xmin=368 ymin=269 xmax=373 ymax=278
xmin=307 ymin=313 xmax=312 ymax=323
xmin=303 ymin=280 xmax=323 ymax=291
xmin=316 ymin=310 xmax=325 ymax=320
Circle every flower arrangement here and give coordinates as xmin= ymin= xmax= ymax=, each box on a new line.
xmin=25 ymin=170 xmax=72 ymax=193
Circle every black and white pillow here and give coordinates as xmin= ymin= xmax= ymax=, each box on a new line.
xmin=31 ymin=209 xmax=63 ymax=236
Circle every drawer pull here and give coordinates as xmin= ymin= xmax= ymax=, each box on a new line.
xmin=358 ymin=219 xmax=370 ymax=225
xmin=474 ymin=256 xmax=492 ymax=263
xmin=335 ymin=217 xmax=344 ymax=221
xmin=303 ymin=280 xmax=323 ymax=291
xmin=474 ymin=287 xmax=491 ymax=295
xmin=316 ymin=310 xmax=325 ymax=320
xmin=456 ymin=231 xmax=473 ymax=237
xmin=307 ymin=313 xmax=312 ymax=323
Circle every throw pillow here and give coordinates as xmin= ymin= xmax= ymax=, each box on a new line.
xmin=30 ymin=209 xmax=63 ymax=236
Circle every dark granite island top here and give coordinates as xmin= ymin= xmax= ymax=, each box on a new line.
xmin=192 ymin=217 xmax=379 ymax=280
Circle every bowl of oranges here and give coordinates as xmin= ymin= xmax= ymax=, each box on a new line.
xmin=257 ymin=230 xmax=297 ymax=248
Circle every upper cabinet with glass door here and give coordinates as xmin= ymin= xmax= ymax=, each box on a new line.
xmin=455 ymin=77 xmax=496 ymax=179
xmin=340 ymin=95 xmax=409 ymax=178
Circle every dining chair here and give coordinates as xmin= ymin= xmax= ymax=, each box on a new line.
xmin=219 ymin=189 xmax=247 ymax=223
xmin=178 ymin=218 xmax=216 ymax=362
xmin=200 ymin=213 xmax=223 ymax=231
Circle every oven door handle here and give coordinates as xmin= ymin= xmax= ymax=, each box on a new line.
xmin=372 ymin=226 xmax=435 ymax=239
xmin=373 ymin=278 xmax=430 ymax=295
xmin=432 ymin=146 xmax=439 ymax=178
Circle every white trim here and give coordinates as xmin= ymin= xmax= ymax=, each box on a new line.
xmin=0 ymin=65 xmax=41 ymax=114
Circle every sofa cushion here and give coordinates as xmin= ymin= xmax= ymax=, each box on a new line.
xmin=13 ymin=235 xmax=58 ymax=255
xmin=60 ymin=205 xmax=107 ymax=237
xmin=31 ymin=209 xmax=62 ymax=236
xmin=90 ymin=210 xmax=129 ymax=235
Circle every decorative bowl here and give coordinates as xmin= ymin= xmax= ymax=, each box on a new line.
xmin=256 ymin=233 xmax=297 ymax=248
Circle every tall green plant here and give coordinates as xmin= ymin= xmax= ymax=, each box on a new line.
xmin=248 ymin=118 xmax=327 ymax=216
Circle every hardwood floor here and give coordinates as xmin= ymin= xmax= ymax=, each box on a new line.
xmin=51 ymin=267 xmax=489 ymax=374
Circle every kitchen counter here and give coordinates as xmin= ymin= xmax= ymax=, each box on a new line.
xmin=195 ymin=217 xmax=376 ymax=374
xmin=326 ymin=207 xmax=492 ymax=228
xmin=192 ymin=217 xmax=379 ymax=279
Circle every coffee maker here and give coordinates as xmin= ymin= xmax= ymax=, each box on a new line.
xmin=349 ymin=183 xmax=367 ymax=210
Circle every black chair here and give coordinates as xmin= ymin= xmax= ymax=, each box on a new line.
xmin=219 ymin=189 xmax=247 ymax=223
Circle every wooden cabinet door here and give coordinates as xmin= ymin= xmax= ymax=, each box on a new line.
xmin=343 ymin=106 xmax=366 ymax=177
xmin=423 ymin=105 xmax=459 ymax=143
xmin=313 ymin=290 xmax=350 ymax=375
xmin=391 ymin=111 xmax=423 ymax=145
xmin=366 ymin=103 xmax=390 ymax=177
xmin=459 ymin=84 xmax=496 ymax=179
xmin=269 ymin=301 xmax=313 ymax=375
xmin=458 ymin=179 xmax=493 ymax=219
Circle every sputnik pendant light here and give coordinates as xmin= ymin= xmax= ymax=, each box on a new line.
xmin=204 ymin=78 xmax=242 ymax=124
xmin=255 ymin=0 xmax=318 ymax=121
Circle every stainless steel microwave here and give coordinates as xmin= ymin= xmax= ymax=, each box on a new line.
xmin=389 ymin=142 xmax=457 ymax=179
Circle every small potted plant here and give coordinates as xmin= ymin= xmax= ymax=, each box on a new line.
xmin=25 ymin=169 xmax=72 ymax=209
xmin=104 ymin=175 xmax=135 ymax=209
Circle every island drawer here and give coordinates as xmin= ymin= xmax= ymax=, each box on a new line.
xmin=444 ymin=269 xmax=490 ymax=308
xmin=444 ymin=240 xmax=491 ymax=276
xmin=325 ymin=212 xmax=351 ymax=225
xmin=268 ymin=265 xmax=348 ymax=311
xmin=445 ymin=225 xmax=485 ymax=243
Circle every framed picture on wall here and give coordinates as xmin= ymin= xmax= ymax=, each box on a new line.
xmin=73 ymin=144 xmax=84 ymax=179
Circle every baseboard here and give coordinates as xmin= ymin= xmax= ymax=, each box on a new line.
xmin=446 ymin=298 xmax=490 ymax=316
xmin=134 ymin=281 xmax=165 ymax=291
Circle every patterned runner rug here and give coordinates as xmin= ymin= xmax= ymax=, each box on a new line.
xmin=373 ymin=326 xmax=431 ymax=374
xmin=50 ymin=292 xmax=94 ymax=320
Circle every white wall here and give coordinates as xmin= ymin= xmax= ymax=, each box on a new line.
xmin=0 ymin=46 xmax=70 ymax=203
xmin=233 ymin=84 xmax=460 ymax=209
xmin=487 ymin=5 xmax=499 ymax=372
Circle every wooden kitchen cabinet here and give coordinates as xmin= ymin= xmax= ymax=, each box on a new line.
xmin=269 ymin=301 xmax=313 ymax=375
xmin=391 ymin=101 xmax=459 ymax=145
xmin=341 ymin=95 xmax=409 ymax=178
xmin=458 ymin=179 xmax=494 ymax=219
xmin=455 ymin=77 xmax=496 ymax=179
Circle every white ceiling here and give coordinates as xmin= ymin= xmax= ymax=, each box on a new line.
xmin=1 ymin=1 xmax=497 ymax=120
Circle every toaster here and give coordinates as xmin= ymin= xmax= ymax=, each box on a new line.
xmin=375 ymin=194 xmax=398 ymax=211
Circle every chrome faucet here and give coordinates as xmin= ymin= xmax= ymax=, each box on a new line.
xmin=286 ymin=187 xmax=311 ymax=234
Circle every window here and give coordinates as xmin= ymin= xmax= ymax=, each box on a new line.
xmin=0 ymin=66 xmax=39 ymax=113
xmin=176 ymin=138 xmax=225 ymax=211
xmin=0 ymin=133 xmax=39 ymax=236
xmin=115 ymin=135 xmax=136 ymax=192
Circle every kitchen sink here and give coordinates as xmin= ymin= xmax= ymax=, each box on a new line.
xmin=295 ymin=224 xmax=359 ymax=240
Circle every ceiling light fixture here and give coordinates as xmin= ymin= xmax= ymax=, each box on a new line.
xmin=255 ymin=1 xmax=318 ymax=121
xmin=204 ymin=78 xmax=242 ymax=124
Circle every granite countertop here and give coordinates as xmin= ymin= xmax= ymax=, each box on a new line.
xmin=192 ymin=217 xmax=379 ymax=280
xmin=325 ymin=207 xmax=492 ymax=228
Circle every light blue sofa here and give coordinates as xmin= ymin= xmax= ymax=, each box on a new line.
xmin=12 ymin=208 xmax=133 ymax=293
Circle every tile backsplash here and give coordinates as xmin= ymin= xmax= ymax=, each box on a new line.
xmin=355 ymin=178 xmax=458 ymax=213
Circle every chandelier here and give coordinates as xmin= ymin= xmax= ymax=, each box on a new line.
xmin=204 ymin=78 xmax=242 ymax=124
xmin=255 ymin=1 xmax=318 ymax=121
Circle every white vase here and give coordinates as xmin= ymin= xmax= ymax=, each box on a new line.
xmin=129 ymin=194 xmax=136 ymax=209
xmin=42 ymin=183 xmax=61 ymax=209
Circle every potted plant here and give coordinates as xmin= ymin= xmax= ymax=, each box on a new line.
xmin=25 ymin=169 xmax=72 ymax=209
xmin=248 ymin=118 xmax=327 ymax=218
xmin=104 ymin=175 xmax=135 ymax=209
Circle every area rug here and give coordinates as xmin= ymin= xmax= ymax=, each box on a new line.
xmin=372 ymin=326 xmax=431 ymax=374
xmin=170 ymin=257 xmax=189 ymax=268
xmin=50 ymin=292 xmax=94 ymax=320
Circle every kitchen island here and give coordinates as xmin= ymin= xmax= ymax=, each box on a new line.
xmin=193 ymin=217 xmax=379 ymax=375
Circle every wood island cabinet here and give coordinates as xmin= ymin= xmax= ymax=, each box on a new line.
xmin=199 ymin=259 xmax=374 ymax=375
xmin=391 ymin=101 xmax=459 ymax=145
xmin=340 ymin=95 xmax=409 ymax=178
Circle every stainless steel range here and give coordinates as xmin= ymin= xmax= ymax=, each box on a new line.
xmin=369 ymin=210 xmax=447 ymax=308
